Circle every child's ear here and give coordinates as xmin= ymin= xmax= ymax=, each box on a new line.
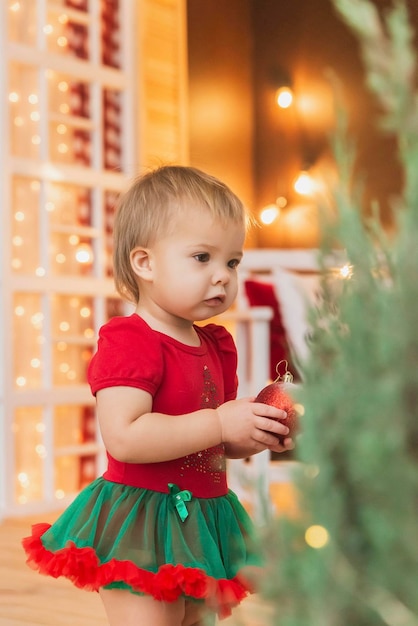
xmin=130 ymin=247 xmax=153 ymax=281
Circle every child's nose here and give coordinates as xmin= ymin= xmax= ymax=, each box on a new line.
xmin=212 ymin=267 xmax=230 ymax=285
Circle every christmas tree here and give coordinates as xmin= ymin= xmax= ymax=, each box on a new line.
xmin=262 ymin=1 xmax=418 ymax=625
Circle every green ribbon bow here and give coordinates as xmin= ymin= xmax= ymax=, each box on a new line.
xmin=168 ymin=483 xmax=192 ymax=522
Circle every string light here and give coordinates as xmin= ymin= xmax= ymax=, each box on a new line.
xmin=338 ymin=263 xmax=353 ymax=279
xmin=294 ymin=171 xmax=317 ymax=195
xmin=75 ymin=243 xmax=93 ymax=264
xmin=35 ymin=444 xmax=47 ymax=458
xmin=260 ymin=197 xmax=287 ymax=226
xmin=30 ymin=312 xmax=44 ymax=327
xmin=294 ymin=402 xmax=305 ymax=416
xmin=305 ymin=525 xmax=330 ymax=548
xmin=17 ymin=472 xmax=29 ymax=487
xmin=8 ymin=4 xmax=124 ymax=509
xmin=276 ymin=86 xmax=293 ymax=109
xmin=260 ymin=204 xmax=280 ymax=225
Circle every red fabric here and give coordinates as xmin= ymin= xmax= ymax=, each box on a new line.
xmin=244 ymin=279 xmax=297 ymax=381
xmin=88 ymin=314 xmax=238 ymax=401
xmin=103 ymin=453 xmax=228 ymax=497
xmin=87 ymin=314 xmax=237 ymax=497
xmin=23 ymin=524 xmax=249 ymax=619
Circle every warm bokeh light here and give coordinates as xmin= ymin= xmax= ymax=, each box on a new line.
xmin=75 ymin=243 xmax=93 ymax=264
xmin=260 ymin=204 xmax=280 ymax=225
xmin=294 ymin=402 xmax=305 ymax=416
xmin=276 ymin=86 xmax=293 ymax=109
xmin=294 ymin=171 xmax=317 ymax=196
xmin=305 ymin=524 xmax=330 ymax=549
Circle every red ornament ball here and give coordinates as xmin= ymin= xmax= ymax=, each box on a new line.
xmin=255 ymin=381 xmax=298 ymax=444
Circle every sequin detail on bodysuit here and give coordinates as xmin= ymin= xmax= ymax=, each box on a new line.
xmin=180 ymin=364 xmax=226 ymax=482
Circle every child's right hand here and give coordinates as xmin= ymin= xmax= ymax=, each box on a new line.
xmin=216 ymin=397 xmax=292 ymax=455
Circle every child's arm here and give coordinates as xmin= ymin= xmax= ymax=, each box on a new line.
xmin=97 ymin=386 xmax=290 ymax=463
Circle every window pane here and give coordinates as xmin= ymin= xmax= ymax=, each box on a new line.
xmin=106 ymin=296 xmax=126 ymax=320
xmin=54 ymin=405 xmax=97 ymax=496
xmin=51 ymin=294 xmax=95 ymax=385
xmin=11 ymin=177 xmax=40 ymax=274
xmin=103 ymin=89 xmax=123 ymax=170
xmin=47 ymin=3 xmax=89 ymax=60
xmin=47 ymin=182 xmax=92 ymax=226
xmin=14 ymin=407 xmax=44 ymax=504
xmin=13 ymin=294 xmax=44 ymax=390
xmin=9 ymin=64 xmax=41 ymax=159
xmin=48 ymin=73 xmax=92 ymax=165
xmin=50 ymin=233 xmax=95 ymax=276
xmin=48 ymin=73 xmax=90 ymax=119
xmin=8 ymin=0 xmax=37 ymax=46
xmin=101 ymin=0 xmax=121 ymax=69
xmin=104 ymin=190 xmax=119 ymax=276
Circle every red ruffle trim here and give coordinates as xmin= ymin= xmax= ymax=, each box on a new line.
xmin=22 ymin=523 xmax=251 ymax=619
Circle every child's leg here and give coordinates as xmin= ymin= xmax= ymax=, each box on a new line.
xmin=99 ymin=588 xmax=185 ymax=626
xmin=182 ymin=601 xmax=216 ymax=626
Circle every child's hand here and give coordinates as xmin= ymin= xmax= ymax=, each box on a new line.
xmin=216 ymin=398 xmax=293 ymax=455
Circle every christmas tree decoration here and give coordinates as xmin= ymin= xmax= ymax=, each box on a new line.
xmin=261 ymin=1 xmax=418 ymax=625
xmin=255 ymin=361 xmax=300 ymax=444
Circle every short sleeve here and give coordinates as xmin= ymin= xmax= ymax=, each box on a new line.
xmin=199 ymin=324 xmax=238 ymax=401
xmin=87 ymin=315 xmax=163 ymax=396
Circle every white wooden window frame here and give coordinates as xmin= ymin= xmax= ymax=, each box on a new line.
xmin=0 ymin=0 xmax=135 ymax=518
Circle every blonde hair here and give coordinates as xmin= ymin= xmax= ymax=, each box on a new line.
xmin=113 ymin=165 xmax=248 ymax=303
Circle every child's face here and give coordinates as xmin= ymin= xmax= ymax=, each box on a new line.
xmin=143 ymin=205 xmax=245 ymax=323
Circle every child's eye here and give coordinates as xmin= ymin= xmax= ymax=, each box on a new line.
xmin=194 ymin=253 xmax=210 ymax=263
xmin=228 ymin=258 xmax=241 ymax=269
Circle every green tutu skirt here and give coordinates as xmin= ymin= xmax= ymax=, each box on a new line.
xmin=22 ymin=477 xmax=262 ymax=619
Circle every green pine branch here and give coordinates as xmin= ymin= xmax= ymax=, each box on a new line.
xmin=261 ymin=2 xmax=418 ymax=625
